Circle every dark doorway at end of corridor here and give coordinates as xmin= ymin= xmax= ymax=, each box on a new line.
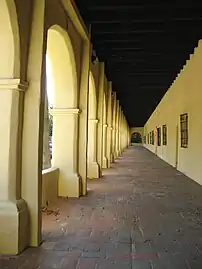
xmin=131 ymin=132 xmax=142 ymax=144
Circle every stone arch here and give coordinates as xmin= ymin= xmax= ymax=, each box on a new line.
xmin=87 ymin=72 xmax=100 ymax=179
xmin=0 ymin=0 xmax=20 ymax=78
xmin=130 ymin=127 xmax=144 ymax=144
xmin=45 ymin=24 xmax=80 ymax=197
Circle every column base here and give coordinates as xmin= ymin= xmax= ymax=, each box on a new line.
xmin=115 ymin=150 xmax=120 ymax=158
xmin=114 ymin=152 xmax=118 ymax=159
xmin=43 ymin=163 xmax=51 ymax=170
xmin=59 ymin=173 xmax=82 ymax=198
xmin=102 ymin=157 xmax=108 ymax=169
xmin=87 ymin=162 xmax=100 ymax=179
xmin=107 ymin=160 xmax=111 ymax=168
xmin=0 ymin=199 xmax=29 ymax=255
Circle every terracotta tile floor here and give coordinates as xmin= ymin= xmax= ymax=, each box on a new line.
xmin=1 ymin=146 xmax=202 ymax=268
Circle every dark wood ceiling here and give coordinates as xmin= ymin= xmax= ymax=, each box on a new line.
xmin=75 ymin=0 xmax=202 ymax=127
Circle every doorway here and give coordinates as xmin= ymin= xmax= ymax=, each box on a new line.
xmin=131 ymin=132 xmax=142 ymax=144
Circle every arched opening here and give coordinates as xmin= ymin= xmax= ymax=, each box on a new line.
xmin=0 ymin=0 xmax=20 ymax=78
xmin=131 ymin=132 xmax=142 ymax=144
xmin=47 ymin=26 xmax=77 ymax=108
xmin=0 ymin=0 xmax=20 ymax=197
xmin=0 ymin=0 xmax=25 ymax=254
xmin=87 ymin=72 xmax=100 ymax=178
xmin=44 ymin=25 xmax=80 ymax=198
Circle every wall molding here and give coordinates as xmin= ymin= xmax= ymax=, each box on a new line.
xmin=50 ymin=108 xmax=80 ymax=116
xmin=0 ymin=78 xmax=29 ymax=92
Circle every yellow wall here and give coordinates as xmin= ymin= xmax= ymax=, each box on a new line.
xmin=144 ymin=40 xmax=202 ymax=185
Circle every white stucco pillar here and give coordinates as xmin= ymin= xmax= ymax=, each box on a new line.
xmin=102 ymin=123 xmax=108 ymax=168
xmin=87 ymin=119 xmax=100 ymax=178
xmin=78 ymin=40 xmax=91 ymax=196
xmin=21 ymin=0 xmax=46 ymax=248
xmin=106 ymin=82 xmax=112 ymax=165
xmin=118 ymin=107 xmax=122 ymax=155
xmin=125 ymin=119 xmax=127 ymax=148
xmin=50 ymin=108 xmax=81 ymax=197
xmin=111 ymin=92 xmax=116 ymax=162
xmin=123 ymin=115 xmax=125 ymax=148
xmin=0 ymin=79 xmax=29 ymax=254
xmin=115 ymin=100 xmax=120 ymax=158
xmin=97 ymin=63 xmax=105 ymax=173
xmin=120 ymin=111 xmax=124 ymax=152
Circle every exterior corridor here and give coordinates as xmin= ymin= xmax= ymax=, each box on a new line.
xmin=1 ymin=146 xmax=202 ymax=269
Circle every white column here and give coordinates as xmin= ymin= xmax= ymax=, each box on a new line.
xmin=118 ymin=107 xmax=122 ymax=155
xmin=87 ymin=119 xmax=100 ymax=178
xmin=115 ymin=100 xmax=120 ymax=158
xmin=120 ymin=111 xmax=124 ymax=152
xmin=21 ymin=0 xmax=46 ymax=248
xmin=0 ymin=78 xmax=29 ymax=254
xmin=106 ymin=82 xmax=112 ymax=165
xmin=111 ymin=92 xmax=117 ymax=162
xmin=50 ymin=108 xmax=81 ymax=197
xmin=102 ymin=123 xmax=108 ymax=168
xmin=78 ymin=40 xmax=91 ymax=196
xmin=97 ymin=63 xmax=105 ymax=172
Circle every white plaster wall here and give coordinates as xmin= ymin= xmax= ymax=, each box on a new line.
xmin=144 ymin=41 xmax=202 ymax=185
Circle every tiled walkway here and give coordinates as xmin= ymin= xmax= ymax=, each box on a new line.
xmin=1 ymin=146 xmax=202 ymax=268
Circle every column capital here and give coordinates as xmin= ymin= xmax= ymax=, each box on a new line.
xmin=89 ymin=118 xmax=99 ymax=124
xmin=103 ymin=123 xmax=108 ymax=128
xmin=49 ymin=108 xmax=80 ymax=116
xmin=0 ymin=78 xmax=29 ymax=92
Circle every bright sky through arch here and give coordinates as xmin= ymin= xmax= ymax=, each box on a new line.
xmin=46 ymin=55 xmax=54 ymax=106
